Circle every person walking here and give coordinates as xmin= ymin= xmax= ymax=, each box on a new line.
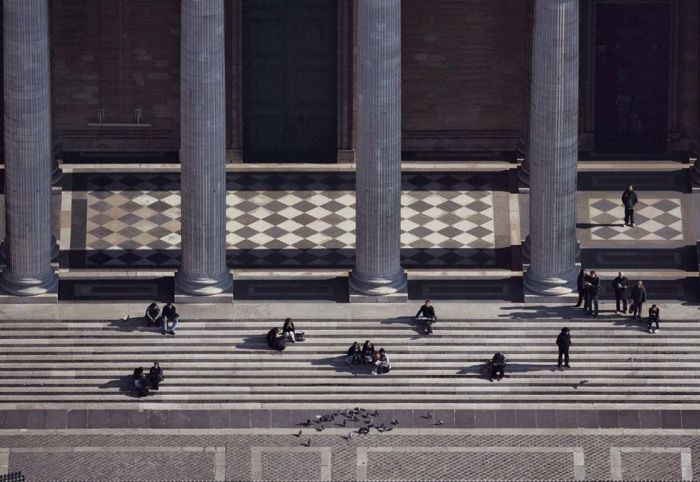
xmin=647 ymin=304 xmax=660 ymax=334
xmin=556 ymin=327 xmax=571 ymax=369
xmin=612 ymin=271 xmax=629 ymax=313
xmin=575 ymin=268 xmax=586 ymax=308
xmin=621 ymin=185 xmax=638 ymax=227
xmin=630 ymin=280 xmax=647 ymax=320
xmin=585 ymin=271 xmax=600 ymax=317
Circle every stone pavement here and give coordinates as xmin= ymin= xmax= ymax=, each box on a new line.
xmin=1 ymin=428 xmax=699 ymax=480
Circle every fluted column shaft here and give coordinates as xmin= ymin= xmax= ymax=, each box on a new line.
xmin=349 ymin=0 xmax=407 ymax=298
xmin=1 ymin=0 xmax=57 ymax=295
xmin=175 ymin=0 xmax=232 ymax=296
xmin=524 ymin=0 xmax=579 ymax=295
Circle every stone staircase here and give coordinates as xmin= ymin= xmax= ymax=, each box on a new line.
xmin=0 ymin=317 xmax=699 ymax=409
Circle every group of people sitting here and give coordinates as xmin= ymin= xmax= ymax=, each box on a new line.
xmin=145 ymin=302 xmax=180 ymax=335
xmin=131 ymin=362 xmax=164 ymax=397
xmin=266 ymin=318 xmax=304 ymax=351
xmin=346 ymin=340 xmax=391 ymax=375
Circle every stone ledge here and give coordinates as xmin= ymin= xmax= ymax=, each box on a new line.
xmin=0 ymin=290 xmax=58 ymax=304
xmin=174 ymin=290 xmax=233 ymax=304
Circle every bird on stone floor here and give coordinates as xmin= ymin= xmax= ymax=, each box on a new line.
xmin=343 ymin=432 xmax=353 ymax=440
xmin=391 ymin=419 xmax=399 ymax=425
xmin=435 ymin=420 xmax=444 ymax=426
xmin=358 ymin=427 xmax=369 ymax=435
xmin=422 ymin=411 xmax=432 ymax=419
xmin=316 ymin=424 xmax=324 ymax=432
xmin=305 ymin=439 xmax=311 ymax=447
xmin=371 ymin=409 xmax=379 ymax=417
xmin=384 ymin=426 xmax=393 ymax=432
xmin=294 ymin=430 xmax=302 ymax=437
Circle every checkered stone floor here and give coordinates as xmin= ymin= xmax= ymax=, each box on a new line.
xmin=587 ymin=197 xmax=684 ymax=241
xmin=76 ymin=172 xmax=499 ymax=268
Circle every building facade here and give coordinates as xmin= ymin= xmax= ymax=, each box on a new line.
xmin=1 ymin=0 xmax=698 ymax=301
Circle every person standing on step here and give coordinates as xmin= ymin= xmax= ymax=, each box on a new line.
xmin=622 ymin=185 xmax=639 ymax=227
xmin=161 ymin=302 xmax=179 ymax=335
xmin=415 ymin=299 xmax=437 ymax=335
xmin=556 ymin=327 xmax=571 ymax=369
xmin=630 ymin=280 xmax=647 ymax=320
xmin=647 ymin=304 xmax=660 ymax=334
xmin=575 ymin=268 xmax=586 ymax=308
xmin=612 ymin=272 xmax=629 ymax=313
xmin=585 ymin=271 xmax=600 ymax=317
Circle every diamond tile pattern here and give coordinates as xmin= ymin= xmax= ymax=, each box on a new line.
xmin=81 ymin=173 xmax=496 ymax=268
xmin=588 ymin=197 xmax=684 ymax=241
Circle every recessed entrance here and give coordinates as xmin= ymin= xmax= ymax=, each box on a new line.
xmin=594 ymin=3 xmax=671 ymax=154
xmin=242 ymin=0 xmax=337 ymax=163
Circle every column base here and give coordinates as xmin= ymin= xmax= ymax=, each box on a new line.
xmin=0 ymin=270 xmax=58 ymax=297
xmin=174 ymin=271 xmax=233 ymax=302
xmin=348 ymin=270 xmax=408 ymax=303
xmin=523 ymin=265 xmax=579 ymax=297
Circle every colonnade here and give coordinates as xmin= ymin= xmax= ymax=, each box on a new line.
xmin=0 ymin=0 xmax=579 ymax=300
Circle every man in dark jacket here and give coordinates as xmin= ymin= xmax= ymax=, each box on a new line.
xmin=621 ymin=185 xmax=639 ymax=227
xmin=415 ymin=300 xmax=437 ymax=335
xmin=612 ymin=271 xmax=629 ymax=313
xmin=556 ymin=327 xmax=571 ymax=368
xmin=575 ymin=268 xmax=586 ymax=308
xmin=490 ymin=352 xmax=506 ymax=382
xmin=631 ymin=280 xmax=647 ymax=320
xmin=585 ymin=271 xmax=600 ymax=317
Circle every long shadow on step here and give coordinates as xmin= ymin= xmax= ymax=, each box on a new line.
xmin=98 ymin=375 xmax=141 ymax=398
xmin=499 ymin=305 xmax=621 ymax=320
xmin=310 ymin=356 xmax=376 ymax=376
xmin=107 ymin=317 xmax=163 ymax=333
xmin=458 ymin=362 xmax=557 ymax=379
xmin=380 ymin=316 xmax=425 ymax=337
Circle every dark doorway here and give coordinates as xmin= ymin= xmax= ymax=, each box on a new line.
xmin=594 ymin=3 xmax=671 ymax=154
xmin=243 ymin=0 xmax=337 ymax=163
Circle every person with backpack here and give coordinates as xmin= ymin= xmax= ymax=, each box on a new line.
xmin=556 ymin=327 xmax=571 ymax=369
xmin=145 ymin=302 xmax=161 ymax=325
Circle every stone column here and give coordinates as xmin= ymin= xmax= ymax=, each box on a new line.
xmin=174 ymin=0 xmax=232 ymax=299
xmin=0 ymin=0 xmax=57 ymax=296
xmin=349 ymin=0 xmax=407 ymax=301
xmin=523 ymin=0 xmax=579 ymax=296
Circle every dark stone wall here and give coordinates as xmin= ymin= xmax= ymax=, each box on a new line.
xmin=401 ymin=0 xmax=531 ymax=154
xmin=50 ymin=0 xmax=180 ymax=152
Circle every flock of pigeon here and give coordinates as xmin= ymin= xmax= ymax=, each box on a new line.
xmin=293 ymin=407 xmax=444 ymax=446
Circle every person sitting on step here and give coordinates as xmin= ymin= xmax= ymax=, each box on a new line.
xmin=648 ymin=304 xmax=660 ymax=334
xmin=282 ymin=318 xmax=296 ymax=343
xmin=161 ymin=302 xmax=179 ymax=335
xmin=148 ymin=361 xmax=164 ymax=391
xmin=415 ymin=299 xmax=437 ymax=335
xmin=372 ymin=348 xmax=391 ymax=375
xmin=131 ymin=367 xmax=148 ymax=397
xmin=346 ymin=341 xmax=362 ymax=365
xmin=145 ymin=302 xmax=161 ymax=326
xmin=361 ymin=340 xmax=376 ymax=364
xmin=490 ymin=352 xmax=507 ymax=382
xmin=266 ymin=327 xmax=285 ymax=351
